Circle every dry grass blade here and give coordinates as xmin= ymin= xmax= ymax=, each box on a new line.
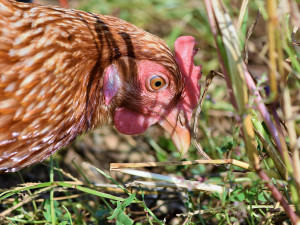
xmin=111 ymin=160 xmax=283 ymax=179
xmin=237 ymin=0 xmax=249 ymax=30
xmin=112 ymin=168 xmax=230 ymax=194
xmin=111 ymin=159 xmax=251 ymax=170
xmin=267 ymin=0 xmax=279 ymax=99
xmin=177 ymin=205 xmax=296 ymax=218
xmin=126 ymin=180 xmax=227 ymax=193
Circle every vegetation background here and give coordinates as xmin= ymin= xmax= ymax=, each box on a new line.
xmin=0 ymin=0 xmax=299 ymax=224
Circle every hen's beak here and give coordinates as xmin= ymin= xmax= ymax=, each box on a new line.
xmin=158 ymin=108 xmax=191 ymax=155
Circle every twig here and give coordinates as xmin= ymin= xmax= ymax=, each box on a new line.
xmin=192 ymin=70 xmax=224 ymax=160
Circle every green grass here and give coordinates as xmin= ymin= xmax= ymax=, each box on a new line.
xmin=1 ymin=0 xmax=300 ymax=224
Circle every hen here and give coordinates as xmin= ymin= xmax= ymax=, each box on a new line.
xmin=0 ymin=0 xmax=202 ymax=172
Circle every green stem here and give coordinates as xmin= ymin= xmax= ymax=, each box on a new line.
xmin=49 ymin=156 xmax=56 ymax=225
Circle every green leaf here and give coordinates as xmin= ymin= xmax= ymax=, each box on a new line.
xmin=228 ymin=188 xmax=246 ymax=202
xmin=43 ymin=199 xmax=52 ymax=222
xmin=59 ymin=222 xmax=68 ymax=225
xmin=116 ymin=211 xmax=134 ymax=225
xmin=257 ymin=192 xmax=267 ymax=202
xmin=236 ymin=193 xmax=246 ymax=201
xmin=108 ymin=194 xmax=136 ymax=224
xmin=122 ymin=194 xmax=136 ymax=210
xmin=108 ymin=201 xmax=122 ymax=220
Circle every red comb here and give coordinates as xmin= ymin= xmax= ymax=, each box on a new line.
xmin=175 ymin=36 xmax=202 ymax=122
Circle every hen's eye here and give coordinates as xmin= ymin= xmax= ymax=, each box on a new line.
xmin=149 ymin=75 xmax=166 ymax=90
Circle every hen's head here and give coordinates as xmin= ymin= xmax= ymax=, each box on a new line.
xmin=104 ymin=36 xmax=202 ymax=154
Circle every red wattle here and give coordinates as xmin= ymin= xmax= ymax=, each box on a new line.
xmin=114 ymin=108 xmax=159 ymax=135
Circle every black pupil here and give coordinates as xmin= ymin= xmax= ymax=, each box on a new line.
xmin=155 ymin=81 xmax=162 ymax=87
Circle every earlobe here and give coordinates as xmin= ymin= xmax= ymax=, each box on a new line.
xmin=103 ymin=64 xmax=121 ymax=105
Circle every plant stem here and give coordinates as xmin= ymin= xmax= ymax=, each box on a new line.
xmin=267 ymin=0 xmax=278 ymax=99
xmin=49 ymin=156 xmax=56 ymax=225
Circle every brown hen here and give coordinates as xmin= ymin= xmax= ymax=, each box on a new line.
xmin=0 ymin=0 xmax=202 ymax=172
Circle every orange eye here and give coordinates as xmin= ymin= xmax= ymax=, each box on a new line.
xmin=149 ymin=75 xmax=166 ymax=90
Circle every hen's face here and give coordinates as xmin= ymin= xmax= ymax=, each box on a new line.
xmin=106 ymin=58 xmax=189 ymax=154
xmin=104 ymin=36 xmax=201 ymax=155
